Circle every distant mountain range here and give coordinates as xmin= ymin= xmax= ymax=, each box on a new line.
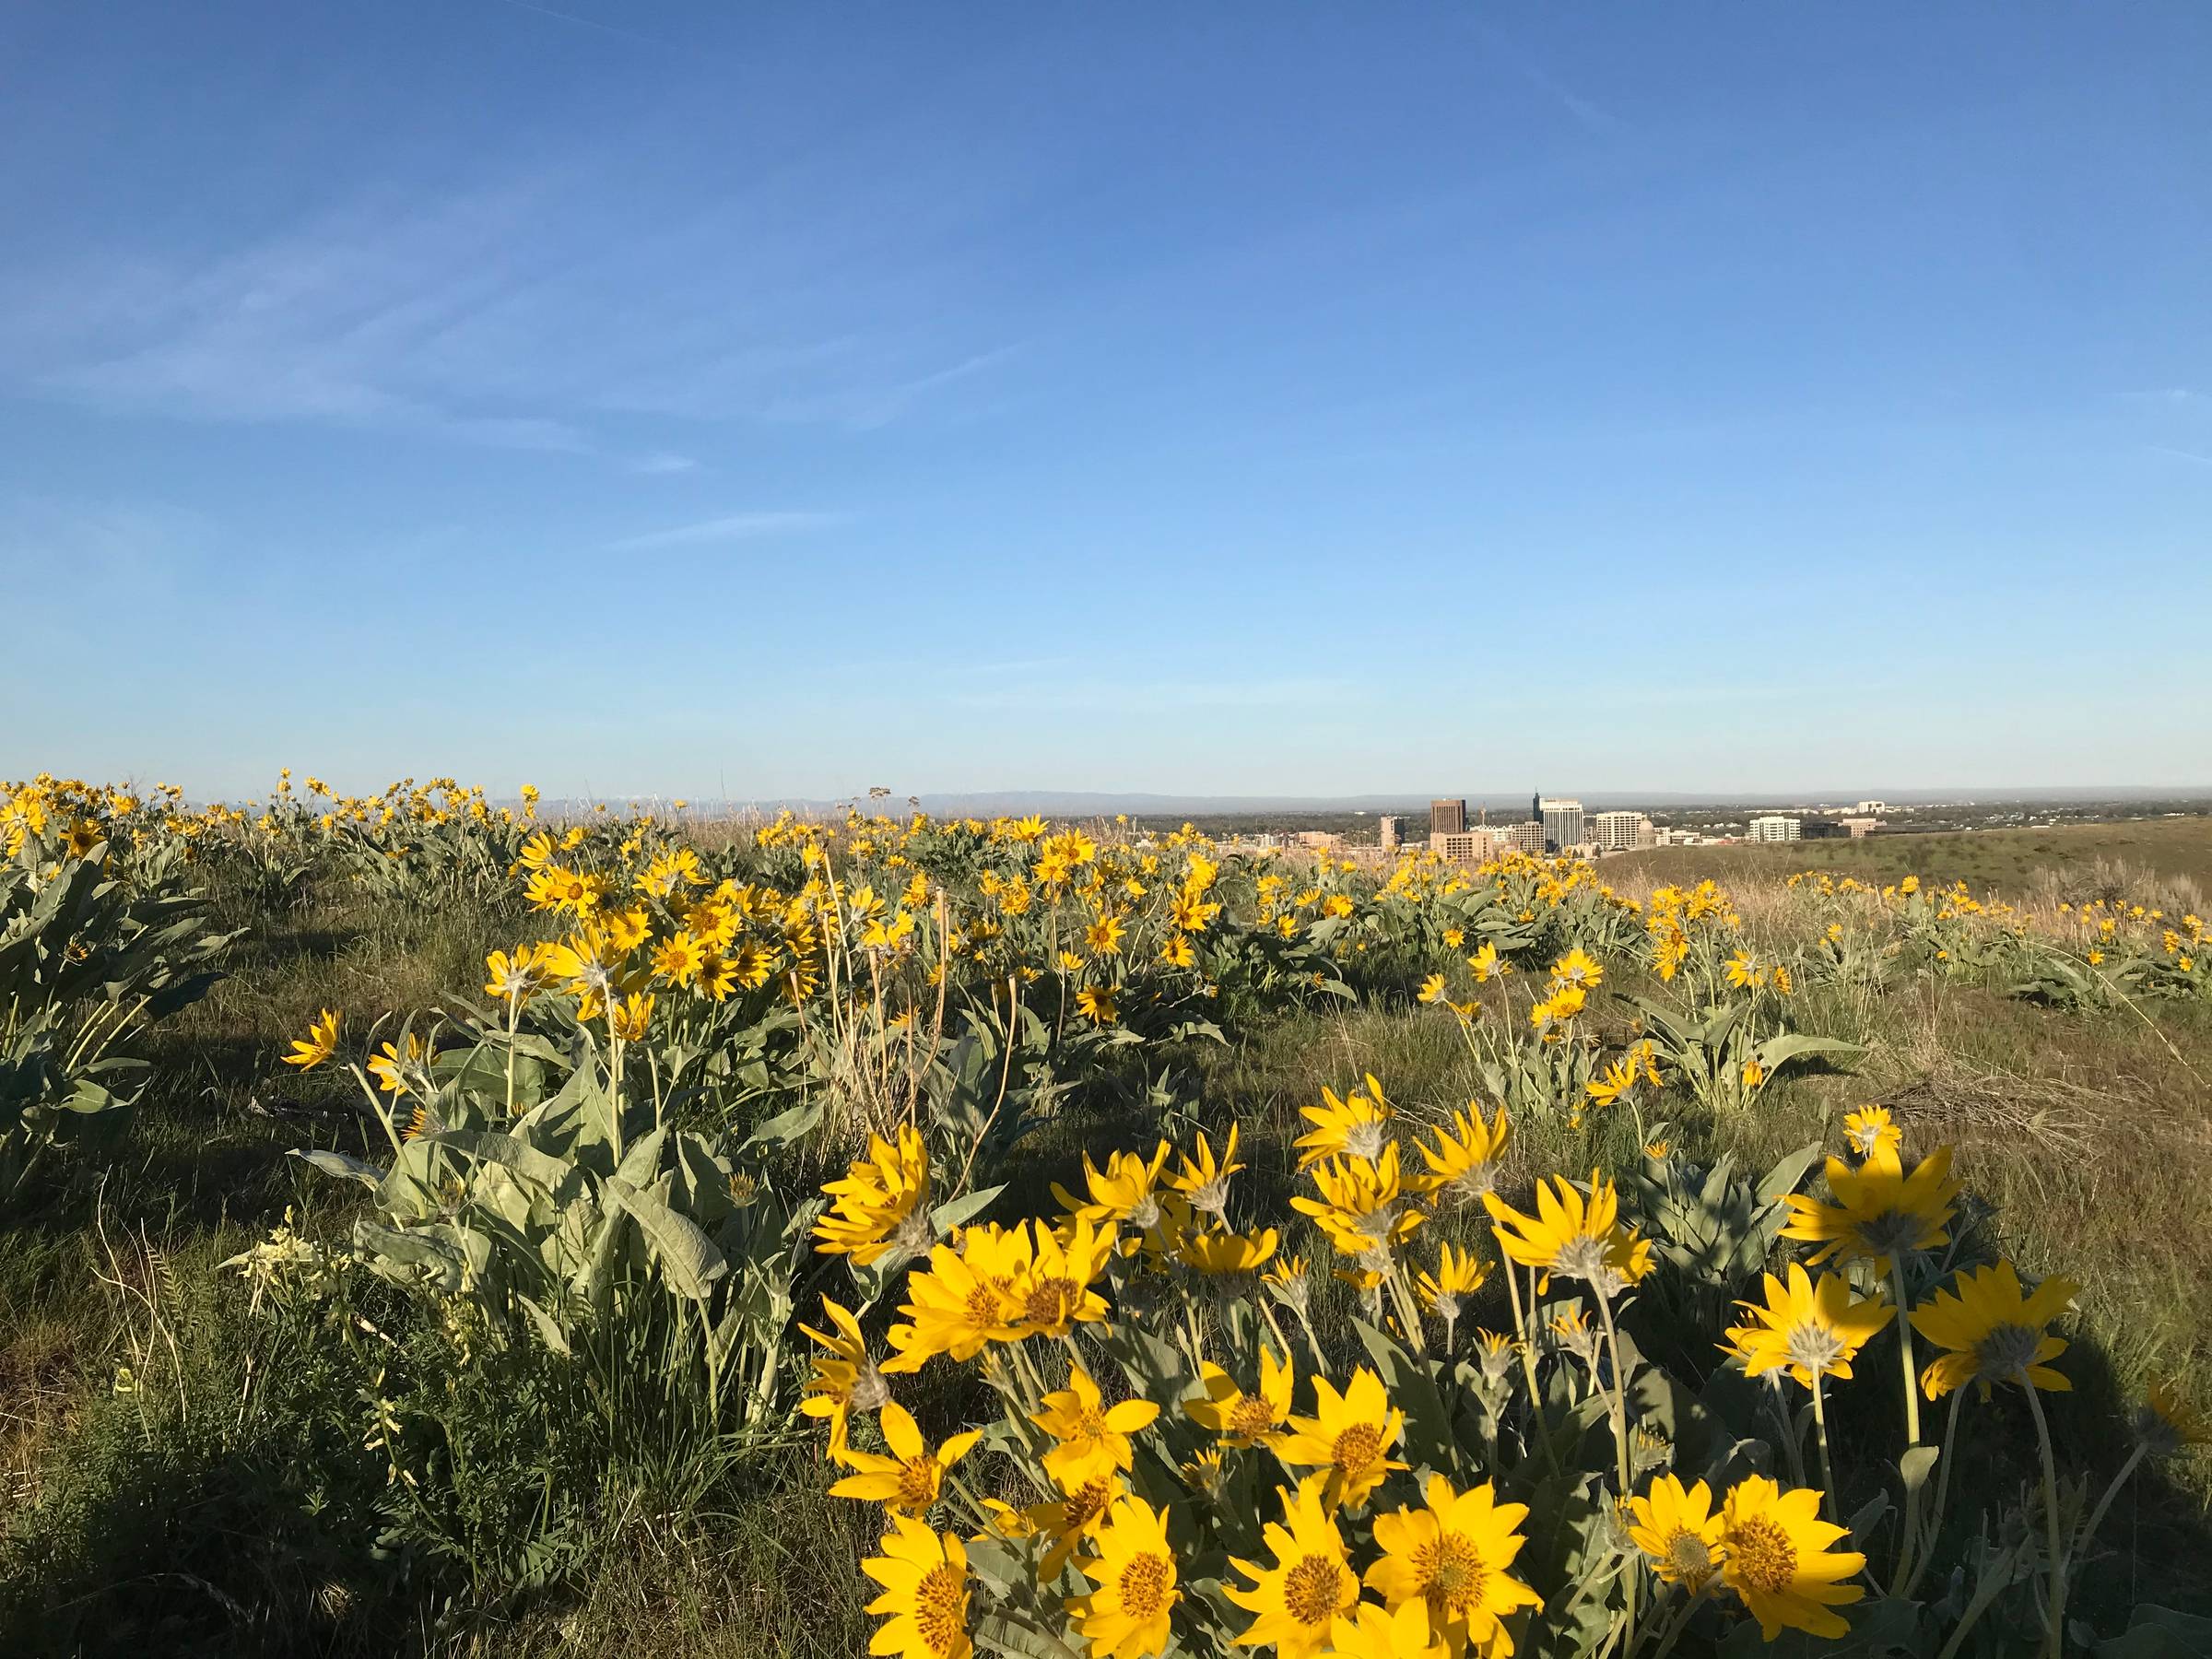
xmin=541 ymin=785 xmax=2212 ymax=818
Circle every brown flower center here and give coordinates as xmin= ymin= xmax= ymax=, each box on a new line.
xmin=1332 ymin=1421 xmax=1383 ymax=1477
xmin=1415 ymin=1529 xmax=1488 ymax=1611
xmin=913 ymin=1561 xmax=966 ymax=1655
xmin=1022 ymin=1276 xmax=1078 ymax=1326
xmin=894 ymin=1457 xmax=937 ymax=1511
xmin=1282 ymin=1553 xmax=1344 ymax=1626
xmin=1062 ymin=1479 xmax=1111 ymax=1532
xmin=962 ymin=1282 xmax=1004 ymax=1330
xmin=1729 ymin=1515 xmax=1796 ymax=1594
xmin=1117 ymin=1551 xmax=1173 ymax=1619
xmin=1664 ymin=1529 xmax=1715 ymax=1586
xmin=1228 ymin=1395 xmax=1277 ymax=1439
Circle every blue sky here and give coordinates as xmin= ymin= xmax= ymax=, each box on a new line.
xmin=4 ymin=3 xmax=2208 ymax=803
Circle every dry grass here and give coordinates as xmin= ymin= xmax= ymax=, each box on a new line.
xmin=1609 ymin=813 xmax=2212 ymax=901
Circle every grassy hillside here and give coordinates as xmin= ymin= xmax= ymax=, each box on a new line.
xmin=5 ymin=786 xmax=2210 ymax=1657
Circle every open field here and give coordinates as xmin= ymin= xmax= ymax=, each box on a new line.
xmin=1608 ymin=816 xmax=2212 ymax=906
xmin=5 ymin=779 xmax=2211 ymax=1658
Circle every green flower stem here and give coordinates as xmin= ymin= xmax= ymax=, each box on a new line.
xmin=1888 ymin=1256 xmax=1924 ymax=1587
xmin=1901 ymin=1389 xmax=1967 ymax=1601
xmin=2072 ymin=1441 xmax=2147 ymax=1569
xmin=1499 ymin=1250 xmax=1559 ymax=1477
xmin=1594 ymin=1281 xmax=1639 ymax=1655
xmin=1645 ymin=1579 xmax=1717 ymax=1659
xmin=2023 ymin=1382 xmax=2067 ymax=1659
xmin=1810 ymin=1372 xmax=1840 ymax=1526
xmin=1932 ymin=1536 xmax=2026 ymax=1659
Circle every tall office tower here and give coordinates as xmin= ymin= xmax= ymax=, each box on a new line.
xmin=1430 ymin=798 xmax=1467 ymax=837
xmin=1539 ymin=797 xmax=1587 ymax=850
xmin=1378 ymin=815 xmax=1403 ymax=851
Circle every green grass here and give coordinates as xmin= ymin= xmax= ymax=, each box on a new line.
xmin=6 ymin=833 xmax=2212 ymax=1653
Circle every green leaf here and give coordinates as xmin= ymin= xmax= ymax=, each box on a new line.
xmin=2100 ymin=1606 xmax=2212 ymax=1658
xmin=603 ymin=1174 xmax=728 ymax=1300
xmin=421 ymin=1129 xmax=575 ymax=1194
xmin=515 ymin=1293 xmax=574 ymax=1358
xmin=288 ymin=1147 xmax=385 ymax=1188
xmin=742 ymin=1097 xmax=823 ymax=1150
xmin=1756 ymin=1141 xmax=1826 ymax=1205
xmin=1899 ymin=1443 xmax=1940 ymax=1495
xmin=930 ymin=1182 xmax=1005 ymax=1238
xmin=1754 ymin=1034 xmax=1865 ymax=1073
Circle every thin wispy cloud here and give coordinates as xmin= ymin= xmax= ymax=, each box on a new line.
xmin=628 ymin=453 xmax=700 ymax=476
xmin=478 ymin=0 xmax=669 ymax=48
xmin=1469 ymin=22 xmax=1625 ymax=135
xmin=2147 ymin=444 xmax=2212 ymax=467
xmin=760 ymin=347 xmax=1024 ymax=432
xmin=605 ymin=511 xmax=844 ymax=551
xmin=0 ymin=125 xmax=1023 ymax=453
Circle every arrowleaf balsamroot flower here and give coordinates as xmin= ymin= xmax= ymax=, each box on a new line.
xmin=1417 ymin=1102 xmax=1511 ymax=1206
xmin=1226 ymin=1479 xmax=1360 ymax=1659
xmin=1006 ymin=1216 xmax=1116 ymax=1340
xmin=282 ymin=1007 xmax=340 ymax=1070
xmin=1841 ymin=1104 xmax=1902 ymax=1162
xmin=1550 ymin=947 xmax=1603 ymax=988
xmin=798 ymin=1295 xmax=885 ymax=1456
xmin=1717 ymin=1476 xmax=1866 ymax=1641
xmin=1483 ymin=1171 xmax=1653 ymax=1293
xmin=1033 ymin=1363 xmax=1160 ymax=1489
xmin=365 ymin=1031 xmax=434 ymax=1095
xmin=483 ymin=944 xmax=550 ymax=1001
xmin=1781 ymin=1145 xmax=1960 ymax=1269
xmin=1723 ymin=1262 xmax=1895 ymax=1387
xmin=2138 ymin=1379 xmax=2211 ymax=1458
xmin=1626 ymin=1474 xmax=1724 ymax=1593
xmin=1167 ymin=1124 xmax=1243 ymax=1218
xmin=1068 ymin=1495 xmax=1180 ymax=1659
xmin=1187 ymin=1346 xmax=1295 ymax=1449
xmin=830 ymin=1402 xmax=981 ymax=1516
xmin=1293 ymin=1075 xmax=1395 ymax=1169
xmin=1052 ymin=1143 xmax=1172 ymax=1230
xmin=1414 ymin=1241 xmax=1488 ymax=1318
xmin=863 ymin=1513 xmax=972 ymax=1659
xmin=1274 ymin=1367 xmax=1407 ymax=1511
xmin=1364 ymin=1473 xmax=1542 ymax=1654
xmin=1292 ymin=1144 xmax=1429 ymax=1259
xmin=1911 ymin=1259 xmax=2079 ymax=1400
xmin=814 ymin=1123 xmax=931 ymax=1265
xmin=880 ymin=1222 xmax=1030 ymax=1373
xmin=1177 ymin=1223 xmax=1279 ymax=1277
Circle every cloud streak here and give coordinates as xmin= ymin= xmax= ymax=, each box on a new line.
xmin=604 ymin=511 xmax=845 ymax=551
xmin=0 ymin=125 xmax=1024 ymax=454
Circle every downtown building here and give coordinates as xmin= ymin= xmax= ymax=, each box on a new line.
xmin=1590 ymin=810 xmax=1656 ymax=853
xmin=1538 ymin=797 xmax=1586 ymax=851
